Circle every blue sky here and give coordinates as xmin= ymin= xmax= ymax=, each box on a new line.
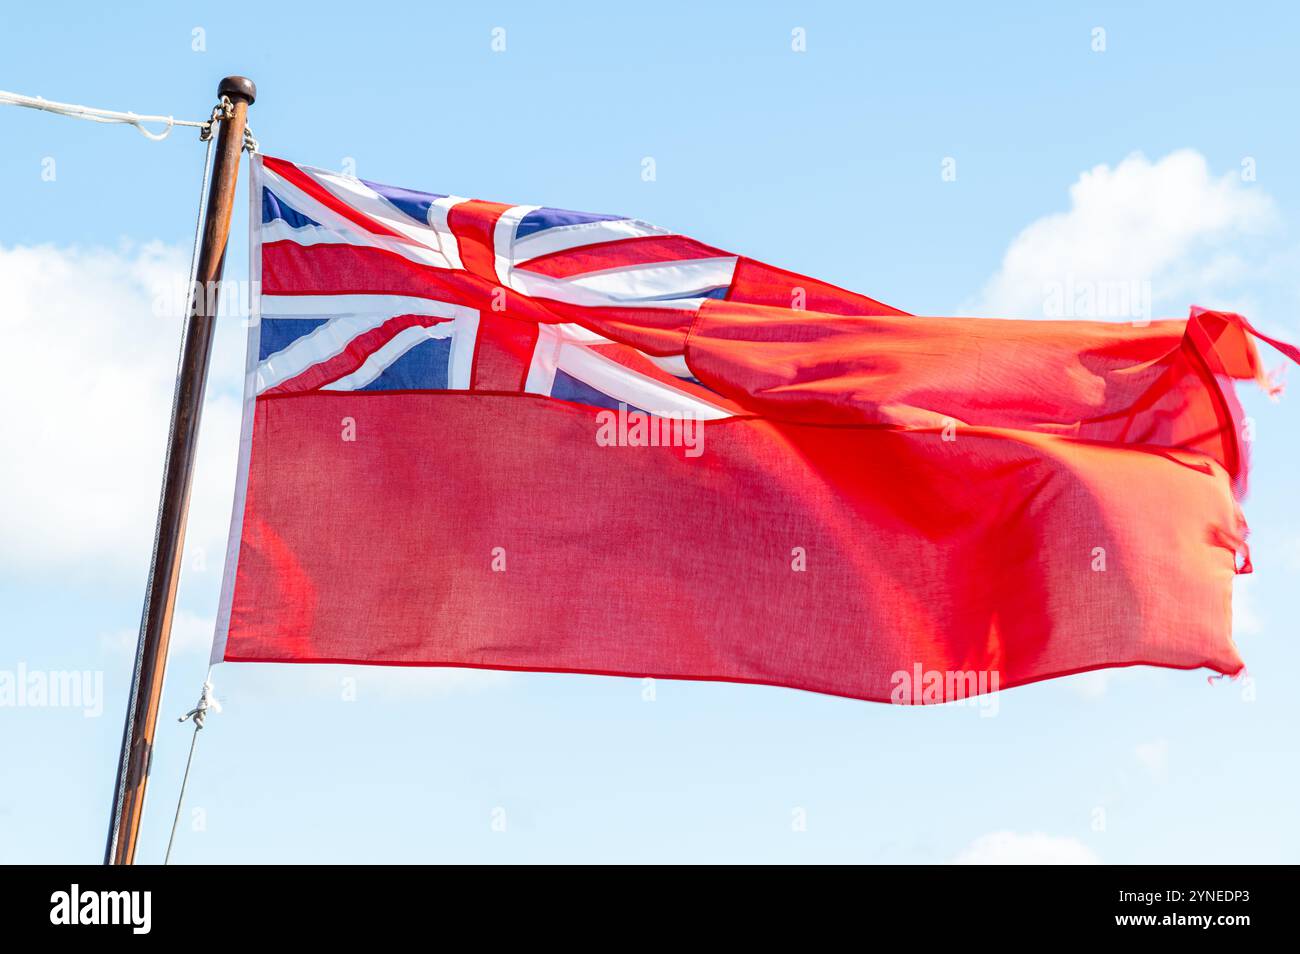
xmin=1 ymin=1 xmax=1297 ymax=863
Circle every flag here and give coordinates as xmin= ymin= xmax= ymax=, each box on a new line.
xmin=211 ymin=154 xmax=1293 ymax=703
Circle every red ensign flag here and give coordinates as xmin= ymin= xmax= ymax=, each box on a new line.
xmin=210 ymin=155 xmax=1296 ymax=703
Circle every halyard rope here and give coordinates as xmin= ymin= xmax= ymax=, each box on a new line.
xmin=0 ymin=88 xmax=258 ymax=150
xmin=0 ymin=88 xmax=210 ymax=140
xmin=165 ymin=672 xmax=219 ymax=864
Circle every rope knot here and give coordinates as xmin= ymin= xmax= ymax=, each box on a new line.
xmin=177 ymin=679 xmax=220 ymax=730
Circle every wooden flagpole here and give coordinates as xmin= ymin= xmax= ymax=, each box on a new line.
xmin=104 ymin=76 xmax=255 ymax=865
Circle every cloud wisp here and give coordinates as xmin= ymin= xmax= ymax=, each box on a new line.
xmin=966 ymin=149 xmax=1275 ymax=322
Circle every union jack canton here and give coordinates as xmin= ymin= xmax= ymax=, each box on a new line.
xmin=250 ymin=156 xmax=902 ymax=420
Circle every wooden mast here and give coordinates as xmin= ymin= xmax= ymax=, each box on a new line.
xmin=104 ymin=75 xmax=255 ymax=865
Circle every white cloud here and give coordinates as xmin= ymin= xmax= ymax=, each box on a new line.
xmin=1134 ymin=739 xmax=1170 ymax=781
xmin=952 ymin=831 xmax=1100 ymax=865
xmin=966 ymin=149 xmax=1276 ymax=320
xmin=1232 ymin=576 xmax=1264 ymax=637
xmin=0 ymin=242 xmax=242 ymax=581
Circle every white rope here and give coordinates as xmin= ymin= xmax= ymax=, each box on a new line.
xmin=0 ymin=88 xmax=215 ymax=141
xmin=165 ymin=672 xmax=221 ymax=864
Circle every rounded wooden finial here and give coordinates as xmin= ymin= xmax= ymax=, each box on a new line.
xmin=218 ymin=76 xmax=256 ymax=104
